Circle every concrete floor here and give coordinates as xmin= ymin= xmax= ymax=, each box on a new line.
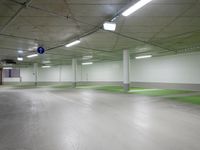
xmin=0 ymin=88 xmax=200 ymax=150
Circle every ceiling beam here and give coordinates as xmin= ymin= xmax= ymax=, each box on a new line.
xmin=28 ymin=1 xmax=178 ymax=54
xmin=109 ymin=31 xmax=177 ymax=53
xmin=9 ymin=0 xmax=97 ymax=27
xmin=0 ymin=0 xmax=32 ymax=33
xmin=7 ymin=0 xmax=178 ymax=59
xmin=8 ymin=0 xmax=130 ymax=52
xmin=149 ymin=2 xmax=198 ymax=41
xmin=0 ymin=33 xmax=59 ymax=43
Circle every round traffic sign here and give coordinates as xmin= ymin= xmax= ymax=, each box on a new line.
xmin=37 ymin=47 xmax=45 ymax=54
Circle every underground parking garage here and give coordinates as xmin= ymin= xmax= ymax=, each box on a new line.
xmin=0 ymin=0 xmax=200 ymax=150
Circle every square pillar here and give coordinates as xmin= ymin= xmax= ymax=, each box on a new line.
xmin=123 ymin=50 xmax=130 ymax=91
xmin=33 ymin=63 xmax=38 ymax=86
xmin=0 ymin=68 xmax=2 ymax=85
xmin=72 ymin=58 xmax=77 ymax=87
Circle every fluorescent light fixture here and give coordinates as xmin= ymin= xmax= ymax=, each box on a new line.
xmin=122 ymin=0 xmax=152 ymax=17
xmin=103 ymin=22 xmax=116 ymax=31
xmin=27 ymin=54 xmax=38 ymax=58
xmin=17 ymin=57 xmax=23 ymax=61
xmin=3 ymin=67 xmax=13 ymax=70
xmin=65 ymin=40 xmax=80 ymax=48
xmin=28 ymin=46 xmax=38 ymax=51
xmin=82 ymin=55 xmax=93 ymax=60
xmin=28 ymin=48 xmax=34 ymax=51
xmin=33 ymin=46 xmax=38 ymax=49
xmin=42 ymin=60 xmax=51 ymax=64
xmin=135 ymin=55 xmax=152 ymax=59
xmin=41 ymin=65 xmax=51 ymax=68
xmin=18 ymin=50 xmax=23 ymax=54
xmin=82 ymin=62 xmax=93 ymax=65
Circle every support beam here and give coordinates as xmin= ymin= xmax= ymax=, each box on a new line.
xmin=0 ymin=0 xmax=32 ymax=33
xmin=33 ymin=63 xmax=38 ymax=86
xmin=72 ymin=58 xmax=77 ymax=87
xmin=123 ymin=50 xmax=130 ymax=92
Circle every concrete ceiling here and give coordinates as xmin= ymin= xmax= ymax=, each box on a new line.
xmin=0 ymin=0 xmax=200 ymax=67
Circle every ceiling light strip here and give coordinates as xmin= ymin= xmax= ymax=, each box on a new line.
xmin=82 ymin=62 xmax=93 ymax=65
xmin=122 ymin=0 xmax=152 ymax=17
xmin=135 ymin=55 xmax=152 ymax=59
xmin=65 ymin=40 xmax=81 ymax=48
xmin=27 ymin=54 xmax=38 ymax=58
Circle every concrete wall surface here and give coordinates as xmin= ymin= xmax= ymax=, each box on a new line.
xmin=3 ymin=52 xmax=200 ymax=89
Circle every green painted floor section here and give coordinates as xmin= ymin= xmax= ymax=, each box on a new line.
xmin=1 ymin=84 xmax=200 ymax=105
xmin=77 ymin=85 xmax=200 ymax=105
xmin=169 ymin=96 xmax=200 ymax=105
xmin=77 ymin=85 xmax=145 ymax=92
xmin=130 ymin=89 xmax=192 ymax=96
xmin=77 ymin=85 xmax=192 ymax=96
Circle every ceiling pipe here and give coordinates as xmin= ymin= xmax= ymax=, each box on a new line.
xmin=0 ymin=0 xmax=32 ymax=33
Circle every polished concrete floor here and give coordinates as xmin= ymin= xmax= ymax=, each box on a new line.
xmin=0 ymin=88 xmax=200 ymax=150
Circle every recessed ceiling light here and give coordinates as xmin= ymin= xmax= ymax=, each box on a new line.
xmin=103 ymin=22 xmax=116 ymax=31
xmin=122 ymin=0 xmax=152 ymax=17
xmin=135 ymin=55 xmax=152 ymax=59
xmin=65 ymin=40 xmax=80 ymax=48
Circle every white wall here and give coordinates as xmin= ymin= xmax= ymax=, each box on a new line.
xmin=18 ymin=62 xmax=123 ymax=83
xmin=19 ymin=65 xmax=73 ymax=82
xmin=3 ymin=78 xmax=20 ymax=82
xmin=131 ymin=52 xmax=200 ymax=84
xmin=21 ymin=67 xmax=34 ymax=82
xmin=81 ymin=52 xmax=200 ymax=84
xmin=81 ymin=61 xmax=122 ymax=82
xmin=6 ymin=52 xmax=200 ymax=84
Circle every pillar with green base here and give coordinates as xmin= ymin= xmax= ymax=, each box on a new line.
xmin=123 ymin=50 xmax=130 ymax=92
xmin=72 ymin=58 xmax=77 ymax=87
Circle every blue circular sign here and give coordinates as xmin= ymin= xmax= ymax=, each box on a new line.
xmin=37 ymin=47 xmax=45 ymax=54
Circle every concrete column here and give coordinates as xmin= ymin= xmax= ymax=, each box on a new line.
xmin=0 ymin=68 xmax=2 ymax=85
xmin=72 ymin=58 xmax=77 ymax=87
xmin=59 ymin=65 xmax=62 ymax=83
xmin=33 ymin=63 xmax=38 ymax=86
xmin=123 ymin=50 xmax=130 ymax=91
